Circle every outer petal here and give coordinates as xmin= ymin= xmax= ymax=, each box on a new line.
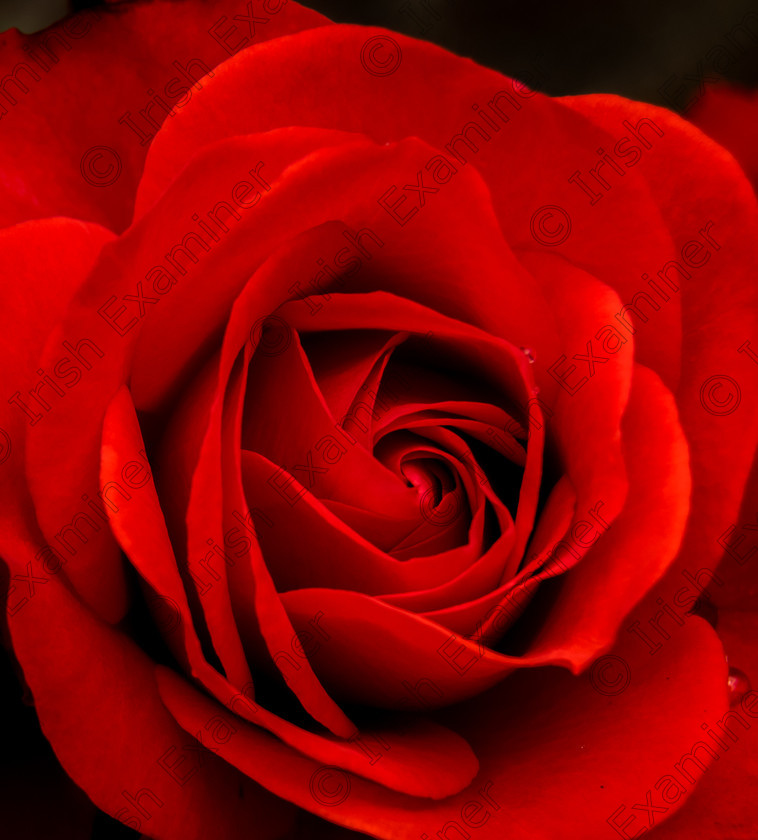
xmin=24 ymin=128 xmax=368 ymax=623
xmin=4 ymin=551 xmax=295 ymax=839
xmin=527 ymin=363 xmax=690 ymax=667
xmin=561 ymin=95 xmax=758 ymax=614
xmin=158 ymin=613 xmax=728 ymax=840
xmin=0 ymin=218 xmax=124 ymax=620
xmin=647 ymin=610 xmax=758 ymax=839
xmin=139 ymin=24 xmax=684 ymax=387
xmin=0 ymin=0 xmax=328 ymax=230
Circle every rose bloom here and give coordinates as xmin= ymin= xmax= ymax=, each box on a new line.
xmin=1 ymin=2 xmax=757 ymax=838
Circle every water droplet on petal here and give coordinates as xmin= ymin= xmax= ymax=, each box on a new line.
xmin=520 ymin=346 xmax=536 ymax=364
xmin=727 ymin=666 xmax=750 ymax=706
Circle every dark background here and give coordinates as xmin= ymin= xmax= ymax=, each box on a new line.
xmin=1 ymin=0 xmax=757 ymax=837
xmin=2 ymin=0 xmax=758 ymax=104
xmin=291 ymin=0 xmax=758 ymax=103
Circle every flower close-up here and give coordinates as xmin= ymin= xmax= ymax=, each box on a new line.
xmin=1 ymin=1 xmax=757 ymax=838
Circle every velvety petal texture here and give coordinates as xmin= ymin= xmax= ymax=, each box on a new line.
xmin=0 ymin=0 xmax=328 ymax=230
xmin=2 ymin=2 xmax=756 ymax=839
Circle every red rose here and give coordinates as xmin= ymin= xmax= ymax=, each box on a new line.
xmin=2 ymin=2 xmax=757 ymax=839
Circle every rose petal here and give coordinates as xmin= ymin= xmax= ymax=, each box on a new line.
xmin=157 ymin=665 xmax=480 ymax=800
xmin=0 ymin=0 xmax=328 ymax=230
xmin=5 ymin=556 xmax=295 ymax=839
xmin=643 ymin=609 xmax=758 ymax=839
xmin=562 ymin=96 xmax=758 ymax=613
xmin=528 ymin=363 xmax=690 ymax=667
xmin=0 ymin=219 xmax=127 ymax=624
xmin=157 ymin=606 xmax=727 ymax=840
